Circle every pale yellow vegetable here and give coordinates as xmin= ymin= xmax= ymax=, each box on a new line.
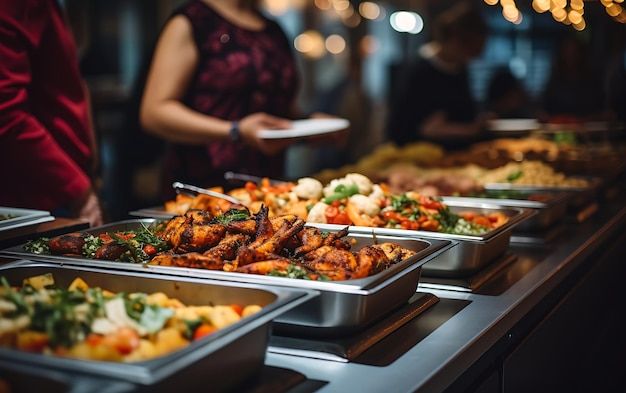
xmin=23 ymin=274 xmax=54 ymax=290
xmin=68 ymin=277 xmax=89 ymax=292
xmin=242 ymin=305 xmax=262 ymax=318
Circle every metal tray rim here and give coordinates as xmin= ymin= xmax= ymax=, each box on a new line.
xmin=0 ymin=207 xmax=51 ymax=229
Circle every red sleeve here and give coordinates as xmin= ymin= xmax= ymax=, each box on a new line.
xmin=0 ymin=5 xmax=90 ymax=210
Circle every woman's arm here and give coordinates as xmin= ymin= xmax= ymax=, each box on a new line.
xmin=140 ymin=16 xmax=291 ymax=151
xmin=140 ymin=16 xmax=230 ymax=144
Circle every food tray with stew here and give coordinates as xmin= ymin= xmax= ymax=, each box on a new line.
xmin=1 ymin=212 xmax=451 ymax=335
xmin=0 ymin=260 xmax=313 ymax=390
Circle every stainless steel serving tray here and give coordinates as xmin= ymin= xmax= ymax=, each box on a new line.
xmin=130 ymin=207 xmax=176 ymax=220
xmin=0 ymin=207 xmax=54 ymax=241
xmin=0 ymin=220 xmax=452 ymax=336
xmin=0 ymin=260 xmax=314 ymax=390
xmin=440 ymin=194 xmax=569 ymax=232
xmin=484 ymin=176 xmax=603 ymax=210
xmin=309 ymin=201 xmax=535 ymax=278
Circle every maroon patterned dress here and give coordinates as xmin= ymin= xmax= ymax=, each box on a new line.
xmin=162 ymin=1 xmax=298 ymax=196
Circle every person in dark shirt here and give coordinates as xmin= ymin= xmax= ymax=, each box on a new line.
xmin=140 ymin=0 xmax=298 ymax=196
xmin=387 ymin=3 xmax=488 ymax=149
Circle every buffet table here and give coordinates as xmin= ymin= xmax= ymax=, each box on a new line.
xmin=265 ymin=189 xmax=626 ymax=392
xmin=1 ymin=183 xmax=624 ymax=392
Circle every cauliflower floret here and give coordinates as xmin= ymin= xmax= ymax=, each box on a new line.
xmin=368 ymin=184 xmax=385 ymax=203
xmin=348 ymin=194 xmax=380 ymax=217
xmin=323 ymin=178 xmax=352 ymax=197
xmin=293 ymin=178 xmax=323 ymax=200
xmin=307 ymin=202 xmax=329 ymax=223
xmin=345 ymin=173 xmax=373 ymax=195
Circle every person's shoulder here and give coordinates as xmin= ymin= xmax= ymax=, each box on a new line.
xmin=0 ymin=0 xmax=49 ymax=43
xmin=173 ymin=0 xmax=213 ymax=23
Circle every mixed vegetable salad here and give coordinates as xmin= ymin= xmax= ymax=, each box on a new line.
xmin=0 ymin=274 xmax=260 ymax=362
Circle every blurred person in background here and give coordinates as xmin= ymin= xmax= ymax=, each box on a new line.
xmin=141 ymin=0 xmax=303 ymax=197
xmin=387 ymin=2 xmax=488 ymax=150
xmin=486 ymin=67 xmax=533 ymax=119
xmin=0 ymin=0 xmax=102 ymax=226
xmin=541 ymin=35 xmax=605 ymax=122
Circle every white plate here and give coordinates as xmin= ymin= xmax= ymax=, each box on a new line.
xmin=487 ymin=119 xmax=540 ymax=132
xmin=258 ymin=118 xmax=349 ymax=139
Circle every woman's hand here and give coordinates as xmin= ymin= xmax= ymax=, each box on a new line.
xmin=239 ymin=112 xmax=293 ymax=155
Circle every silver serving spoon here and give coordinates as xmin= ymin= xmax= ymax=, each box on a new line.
xmin=223 ymin=171 xmax=287 ymax=185
xmin=172 ymin=182 xmax=242 ymax=205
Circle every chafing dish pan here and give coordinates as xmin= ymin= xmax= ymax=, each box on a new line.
xmin=310 ymin=200 xmax=534 ymax=278
xmin=440 ymin=194 xmax=568 ymax=232
xmin=0 ymin=261 xmax=313 ymax=390
xmin=1 ymin=221 xmax=451 ymax=336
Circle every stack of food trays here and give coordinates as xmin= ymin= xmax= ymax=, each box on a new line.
xmin=0 ymin=207 xmax=54 ymax=242
xmin=2 ymin=217 xmax=452 ymax=336
xmin=0 ymin=260 xmax=314 ymax=391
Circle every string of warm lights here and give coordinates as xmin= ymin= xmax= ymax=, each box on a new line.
xmin=484 ymin=0 xmax=626 ymax=30
xmin=269 ymin=0 xmax=421 ymax=59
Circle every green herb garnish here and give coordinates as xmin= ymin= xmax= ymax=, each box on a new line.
xmin=211 ymin=209 xmax=251 ymax=225
xmin=267 ymin=264 xmax=327 ymax=280
xmin=24 ymin=238 xmax=50 ymax=255
xmin=390 ymin=194 xmax=417 ymax=212
xmin=506 ymin=170 xmax=523 ymax=182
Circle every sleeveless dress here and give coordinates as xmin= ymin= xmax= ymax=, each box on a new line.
xmin=162 ymin=0 xmax=298 ymax=196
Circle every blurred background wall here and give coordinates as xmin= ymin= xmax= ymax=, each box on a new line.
xmin=59 ymin=0 xmax=626 ymax=219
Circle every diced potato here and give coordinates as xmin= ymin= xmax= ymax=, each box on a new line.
xmin=22 ymin=274 xmax=54 ymax=290
xmin=242 ymin=305 xmax=262 ymax=318
xmin=154 ymin=328 xmax=188 ymax=357
xmin=68 ymin=277 xmax=89 ymax=292
xmin=206 ymin=306 xmax=240 ymax=329
xmin=124 ymin=339 xmax=157 ymax=362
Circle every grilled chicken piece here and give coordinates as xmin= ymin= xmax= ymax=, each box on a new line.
xmin=94 ymin=243 xmax=128 ymax=260
xmin=203 ymin=233 xmax=248 ymax=261
xmin=150 ymin=252 xmax=223 ymax=269
xmin=269 ymin=215 xmax=299 ymax=232
xmin=225 ymin=219 xmax=256 ymax=235
xmin=301 ymin=248 xmax=357 ymax=281
xmin=237 ymin=219 xmax=305 ymax=266
xmin=168 ymin=221 xmax=226 ymax=253
xmin=151 ymin=233 xmax=248 ymax=269
xmin=372 ymin=243 xmax=416 ymax=263
xmin=294 ymin=227 xmax=324 ymax=256
xmin=49 ymin=233 xmax=87 ymax=255
xmin=235 ymin=259 xmax=292 ymax=275
xmin=161 ymin=216 xmax=186 ymax=243
xmin=354 ymin=246 xmax=390 ymax=277
xmin=321 ymin=227 xmax=351 ymax=250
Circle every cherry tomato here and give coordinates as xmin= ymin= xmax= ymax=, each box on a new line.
xmin=86 ymin=334 xmax=103 ymax=347
xmin=325 ymin=206 xmax=339 ymax=220
xmin=102 ymin=328 xmax=140 ymax=355
xmin=230 ymin=304 xmax=244 ymax=316
xmin=193 ymin=324 xmax=217 ymax=340
xmin=143 ymin=244 xmax=157 ymax=256
xmin=329 ymin=211 xmax=351 ymax=225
